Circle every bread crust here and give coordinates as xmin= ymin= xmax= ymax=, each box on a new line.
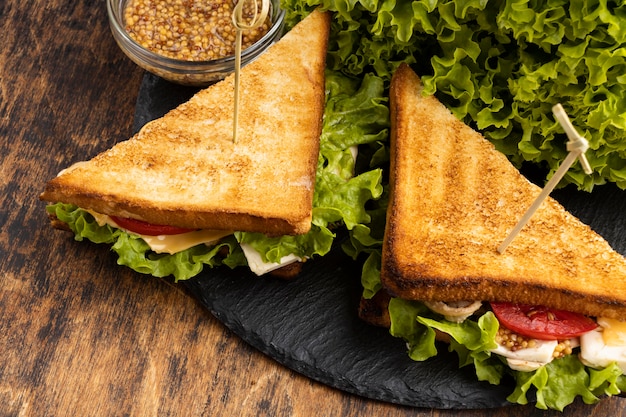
xmin=358 ymin=290 xmax=392 ymax=328
xmin=382 ymin=64 xmax=626 ymax=320
xmin=40 ymin=10 xmax=331 ymax=236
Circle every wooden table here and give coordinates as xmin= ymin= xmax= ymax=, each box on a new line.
xmin=1 ymin=1 xmax=624 ymax=416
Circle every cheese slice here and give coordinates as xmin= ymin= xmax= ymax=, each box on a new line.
xmin=491 ymin=339 xmax=558 ymax=365
xmin=87 ymin=210 xmax=231 ymax=254
xmin=140 ymin=230 xmax=232 ymax=254
xmin=580 ymin=329 xmax=626 ymax=373
xmin=239 ymin=243 xmax=302 ymax=276
xmin=87 ymin=210 xmax=302 ymax=275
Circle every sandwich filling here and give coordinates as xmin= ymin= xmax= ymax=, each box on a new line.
xmin=86 ymin=209 xmax=305 ymax=275
xmin=430 ymin=300 xmax=626 ymax=373
xmin=89 ymin=210 xmax=232 ymax=255
xmin=92 ymin=209 xmax=304 ymax=276
xmin=382 ymin=294 xmax=626 ymax=410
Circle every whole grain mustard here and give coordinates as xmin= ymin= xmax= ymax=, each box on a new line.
xmin=123 ymin=0 xmax=271 ymax=61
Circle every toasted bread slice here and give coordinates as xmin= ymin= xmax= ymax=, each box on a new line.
xmin=381 ymin=63 xmax=626 ymax=320
xmin=40 ymin=10 xmax=331 ymax=236
xmin=358 ymin=290 xmax=392 ymax=328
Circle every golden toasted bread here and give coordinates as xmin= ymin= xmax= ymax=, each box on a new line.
xmin=40 ymin=10 xmax=331 ymax=236
xmin=381 ymin=63 xmax=626 ymax=320
xmin=358 ymin=290 xmax=392 ymax=327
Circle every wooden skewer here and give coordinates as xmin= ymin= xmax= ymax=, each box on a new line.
xmin=231 ymin=0 xmax=270 ymax=143
xmin=497 ymin=104 xmax=592 ymax=253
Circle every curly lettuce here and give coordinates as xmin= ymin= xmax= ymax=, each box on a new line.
xmin=46 ymin=202 xmax=245 ymax=281
xmin=234 ymin=70 xmax=386 ymax=263
xmin=353 ymin=262 xmax=626 ymax=411
xmin=282 ymin=0 xmax=626 ymax=191
xmin=280 ymin=2 xmax=626 ymax=410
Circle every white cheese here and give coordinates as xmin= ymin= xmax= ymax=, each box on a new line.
xmin=87 ymin=210 xmax=231 ymax=254
xmin=423 ymin=300 xmax=482 ymax=323
xmin=87 ymin=210 xmax=115 ymax=227
xmin=491 ymin=339 xmax=559 ymax=369
xmin=580 ymin=328 xmax=626 ymax=373
xmin=239 ymin=243 xmax=301 ymax=276
xmin=505 ymin=358 xmax=547 ymax=372
xmin=140 ymin=230 xmax=232 ymax=254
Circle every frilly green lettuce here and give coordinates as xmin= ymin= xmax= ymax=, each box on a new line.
xmin=359 ymin=259 xmax=626 ymax=410
xmin=282 ymin=0 xmax=626 ymax=191
xmin=45 ymin=202 xmax=245 ymax=281
xmin=235 ymin=70 xmax=386 ymax=263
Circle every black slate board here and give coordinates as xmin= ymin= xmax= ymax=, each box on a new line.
xmin=133 ymin=73 xmax=626 ymax=409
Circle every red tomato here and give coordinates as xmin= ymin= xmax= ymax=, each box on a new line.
xmin=490 ymin=302 xmax=597 ymax=340
xmin=111 ymin=216 xmax=196 ymax=236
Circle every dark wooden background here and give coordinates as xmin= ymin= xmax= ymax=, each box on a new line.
xmin=1 ymin=1 xmax=624 ymax=415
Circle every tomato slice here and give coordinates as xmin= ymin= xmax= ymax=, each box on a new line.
xmin=111 ymin=216 xmax=196 ymax=236
xmin=490 ymin=302 xmax=597 ymax=340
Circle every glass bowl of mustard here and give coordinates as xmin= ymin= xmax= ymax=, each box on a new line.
xmin=107 ymin=0 xmax=286 ymax=86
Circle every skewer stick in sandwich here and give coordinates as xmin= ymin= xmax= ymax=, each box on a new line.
xmin=383 ymin=63 xmax=626 ymax=319
xmin=367 ymin=63 xmax=626 ymax=410
xmin=40 ymin=10 xmax=331 ymax=279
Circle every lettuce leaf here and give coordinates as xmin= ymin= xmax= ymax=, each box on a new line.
xmin=236 ymin=70 xmax=386 ymax=263
xmin=383 ymin=283 xmax=626 ymax=410
xmin=388 ymin=298 xmax=504 ymax=383
xmin=282 ymin=0 xmax=626 ymax=190
xmin=46 ymin=202 xmax=245 ymax=281
xmin=356 ymin=246 xmax=626 ymax=410
xmin=506 ymin=354 xmax=613 ymax=411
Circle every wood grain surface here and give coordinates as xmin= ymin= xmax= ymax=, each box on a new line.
xmin=1 ymin=1 xmax=624 ymax=416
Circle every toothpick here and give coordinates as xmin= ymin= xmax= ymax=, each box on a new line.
xmin=231 ymin=0 xmax=270 ymax=143
xmin=497 ymin=104 xmax=592 ymax=253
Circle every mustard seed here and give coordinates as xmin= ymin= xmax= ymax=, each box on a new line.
xmin=123 ymin=0 xmax=271 ymax=61
xmin=496 ymin=327 xmax=537 ymax=351
xmin=497 ymin=327 xmax=574 ymax=359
